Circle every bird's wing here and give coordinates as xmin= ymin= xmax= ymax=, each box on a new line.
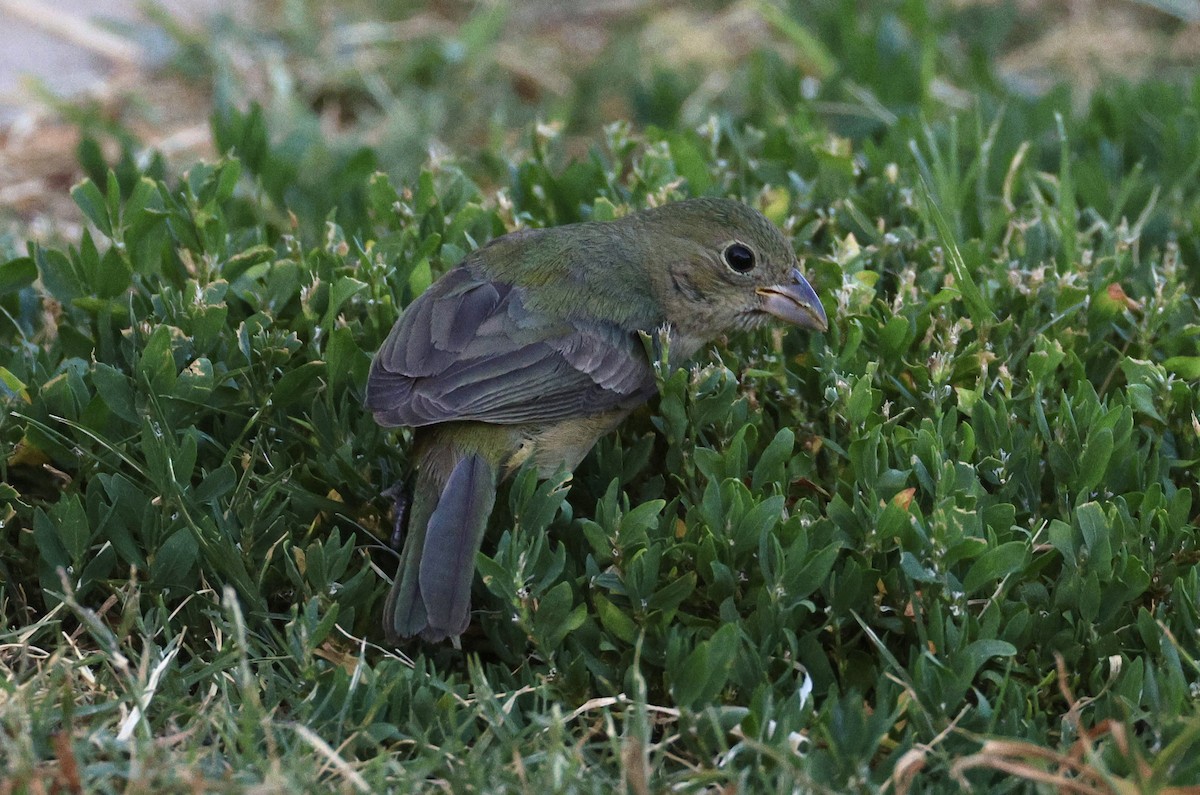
xmin=365 ymin=267 xmax=657 ymax=427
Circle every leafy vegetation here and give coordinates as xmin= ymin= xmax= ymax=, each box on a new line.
xmin=2 ymin=1 xmax=1199 ymax=791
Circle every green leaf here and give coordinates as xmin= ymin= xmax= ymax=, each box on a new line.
xmin=71 ymin=178 xmax=112 ymax=237
xmin=138 ymin=325 xmax=177 ymax=395
xmin=879 ymin=315 xmax=913 ymax=359
xmin=1079 ymin=571 xmax=1101 ymax=623
xmin=0 ymin=257 xmax=36 ymax=296
xmin=917 ymin=177 xmax=993 ymax=327
xmin=1054 ymin=113 xmax=1077 ymax=270
xmin=97 ymin=474 xmax=149 ymax=568
xmin=175 ymin=357 xmax=215 ymax=404
xmin=1028 ymin=337 xmax=1066 ymax=384
xmin=594 ymin=592 xmax=638 ymax=645
xmin=92 ymin=363 xmax=139 ymax=423
xmin=223 ymin=245 xmax=275 ymax=282
xmin=173 ymin=430 xmax=198 ymax=482
xmin=1163 ymin=356 xmax=1200 ymax=380
xmin=272 ymin=361 xmax=325 ymax=408
xmin=535 ymin=581 xmax=585 ymax=649
xmin=620 ymin=499 xmax=665 ymax=538
xmin=53 ymin=494 xmax=91 ymax=563
xmin=752 ymin=428 xmax=794 ymax=491
xmin=591 ymin=196 xmax=618 ymax=221
xmin=1076 ymin=427 xmax=1113 ymax=495
xmin=733 ymin=495 xmax=785 ymax=548
xmin=408 ymin=258 xmax=433 ymax=297
xmin=1076 ymin=501 xmax=1112 ymax=577
xmin=121 ymin=176 xmax=158 ymax=232
xmin=323 ymin=276 xmax=367 ymax=330
xmin=648 ymin=573 xmax=696 ymax=614
xmin=0 ymin=367 xmax=29 ymax=402
xmin=1125 ymin=383 xmax=1163 ymax=422
xmin=786 ymin=542 xmax=841 ymax=601
xmin=1168 ymin=487 xmax=1193 ymax=531
xmin=140 ymin=419 xmax=171 ymax=493
xmin=513 ymin=470 xmax=571 ymax=535
xmin=95 ymin=246 xmax=132 ymax=298
xmin=963 ymin=541 xmax=1029 ymax=594
xmin=193 ymin=464 xmax=237 ymax=504
xmin=36 ymin=245 xmax=86 ymax=302
xmin=1047 ymin=518 xmax=1076 ymax=564
xmin=367 ymin=171 xmax=400 ymax=217
xmin=413 ymin=169 xmax=438 ymax=213
xmin=191 ymin=304 xmax=229 ymax=355
xmin=325 ymin=326 xmax=360 ymax=392
xmin=214 ymin=158 xmax=242 ymax=203
xmin=960 ymin=638 xmax=1017 ymax=678
xmin=846 ymin=374 xmax=877 ymax=427
xmin=104 ymin=170 xmax=122 ymax=227
xmin=151 ymin=528 xmax=199 ymax=589
xmin=665 ymin=133 xmax=711 ymax=194
xmin=672 ymin=623 xmax=739 ymax=709
xmin=756 ymin=0 xmax=836 ymax=77
xmin=32 ymin=508 xmax=70 ymax=571
xmin=672 ymin=640 xmax=710 ymax=709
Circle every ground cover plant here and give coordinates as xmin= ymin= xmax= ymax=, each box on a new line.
xmin=2 ymin=1 xmax=1200 ymax=791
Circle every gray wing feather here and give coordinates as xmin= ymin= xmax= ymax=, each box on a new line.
xmin=366 ymin=266 xmax=656 ymax=427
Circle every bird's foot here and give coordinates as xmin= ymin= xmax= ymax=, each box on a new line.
xmin=381 ymin=482 xmax=409 ymax=551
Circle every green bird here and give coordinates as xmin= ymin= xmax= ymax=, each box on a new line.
xmin=366 ymin=197 xmax=828 ymax=643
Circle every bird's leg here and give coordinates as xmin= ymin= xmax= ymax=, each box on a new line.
xmin=381 ymin=481 xmax=409 ymax=551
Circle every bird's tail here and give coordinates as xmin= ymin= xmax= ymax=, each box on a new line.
xmin=383 ymin=435 xmax=499 ymax=643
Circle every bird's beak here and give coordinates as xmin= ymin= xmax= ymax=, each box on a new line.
xmin=757 ymin=268 xmax=829 ymax=332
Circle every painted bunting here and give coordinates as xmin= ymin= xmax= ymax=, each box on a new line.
xmin=366 ymin=197 xmax=828 ymax=643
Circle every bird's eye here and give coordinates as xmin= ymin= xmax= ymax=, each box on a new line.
xmin=723 ymin=242 xmax=756 ymax=273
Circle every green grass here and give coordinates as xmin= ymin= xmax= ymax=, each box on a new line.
xmin=2 ymin=1 xmax=1200 ymax=792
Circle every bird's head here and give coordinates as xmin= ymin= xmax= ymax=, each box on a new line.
xmin=634 ymin=198 xmax=828 ymax=342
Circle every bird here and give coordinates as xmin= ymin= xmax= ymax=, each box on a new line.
xmin=365 ymin=197 xmax=828 ymax=643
